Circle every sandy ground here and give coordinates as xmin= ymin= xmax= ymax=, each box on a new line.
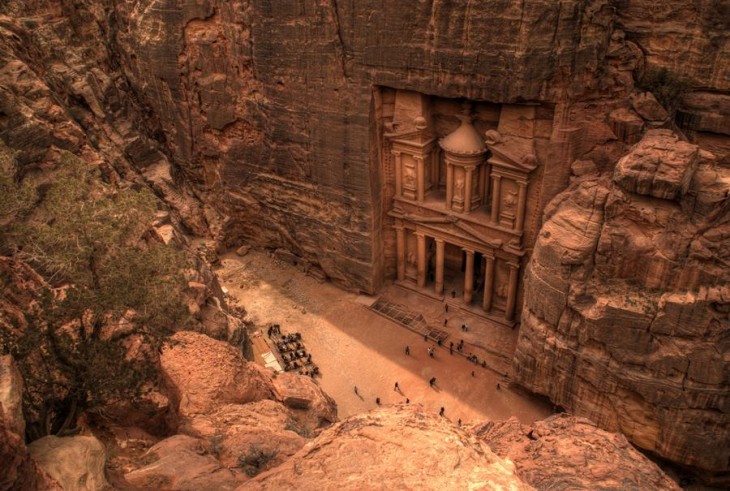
xmin=217 ymin=251 xmax=552 ymax=425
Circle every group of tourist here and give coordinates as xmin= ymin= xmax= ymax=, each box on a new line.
xmin=269 ymin=326 xmax=319 ymax=377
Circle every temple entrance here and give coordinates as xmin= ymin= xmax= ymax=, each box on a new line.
xmin=382 ymin=88 xmax=552 ymax=325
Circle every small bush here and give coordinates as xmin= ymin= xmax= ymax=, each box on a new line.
xmin=238 ymin=444 xmax=278 ymax=477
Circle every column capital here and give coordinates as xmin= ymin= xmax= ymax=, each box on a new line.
xmin=508 ymin=261 xmax=520 ymax=270
xmin=415 ymin=231 xmax=426 ymax=238
xmin=464 ymin=165 xmax=477 ymax=172
xmin=392 ymin=150 xmax=402 ymax=157
xmin=462 ymin=248 xmax=475 ymax=255
xmin=434 ymin=237 xmax=445 ymax=245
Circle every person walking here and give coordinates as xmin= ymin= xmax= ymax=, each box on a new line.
xmin=429 ymin=377 xmax=436 ymax=387
xmin=354 ymin=386 xmax=359 ymax=395
xmin=376 ymin=397 xmax=381 ymax=405
xmin=405 ymin=345 xmax=410 ymax=356
xmin=439 ymin=407 xmax=445 ymax=417
xmin=394 ymin=382 xmax=400 ymax=391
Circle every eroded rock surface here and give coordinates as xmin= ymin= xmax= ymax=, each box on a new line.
xmin=161 ymin=331 xmax=276 ymax=421
xmin=475 ymin=414 xmax=680 ymax=490
xmin=0 ymin=356 xmax=59 ymax=491
xmin=244 ymin=405 xmax=532 ymax=491
xmin=514 ymin=131 xmax=730 ymax=474
xmin=124 ymin=434 xmax=245 ymax=491
xmin=27 ymin=435 xmax=107 ymax=491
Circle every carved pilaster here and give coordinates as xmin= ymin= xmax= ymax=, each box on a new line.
xmin=490 ymin=174 xmax=501 ymax=223
xmin=482 ymin=254 xmax=495 ymax=312
xmin=435 ymin=238 xmax=445 ymax=295
xmin=395 ymin=226 xmax=405 ymax=281
xmin=416 ymin=233 xmax=427 ymax=288
xmin=463 ymin=249 xmax=475 ymax=305
xmin=394 ymin=151 xmax=403 ymax=198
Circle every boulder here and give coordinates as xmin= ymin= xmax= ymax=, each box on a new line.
xmin=182 ymin=401 xmax=307 ymax=473
xmin=608 ymin=107 xmax=644 ymax=144
xmin=631 ymin=92 xmax=670 ymax=122
xmin=244 ymin=405 xmax=532 ymax=490
xmin=235 ymin=245 xmax=251 ymax=257
xmin=124 ymin=434 xmax=245 ymax=490
xmin=614 ymin=129 xmax=700 ymax=200
xmin=0 ymin=356 xmax=60 ymax=491
xmin=28 ymin=436 xmax=107 ymax=491
xmin=272 ymin=372 xmax=337 ymax=431
xmin=475 ymin=415 xmax=680 ymax=490
xmin=161 ymin=332 xmax=276 ymax=420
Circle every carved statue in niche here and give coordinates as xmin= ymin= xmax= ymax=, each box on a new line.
xmin=407 ymin=250 xmax=416 ymax=266
xmin=504 ymin=190 xmax=518 ymax=210
xmin=496 ymin=281 xmax=508 ymax=298
xmin=455 ymin=175 xmax=465 ymax=199
xmin=404 ymin=166 xmax=416 ymax=188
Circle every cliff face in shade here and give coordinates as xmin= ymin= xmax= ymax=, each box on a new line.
xmin=513 ymin=130 xmax=730 ymax=474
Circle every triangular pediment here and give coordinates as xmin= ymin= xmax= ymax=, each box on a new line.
xmin=398 ymin=212 xmax=504 ymax=249
xmin=486 ymin=139 xmax=538 ymax=172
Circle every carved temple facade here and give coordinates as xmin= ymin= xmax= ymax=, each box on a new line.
xmin=379 ymin=89 xmax=553 ymax=325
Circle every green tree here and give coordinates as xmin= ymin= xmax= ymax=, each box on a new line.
xmin=1 ymin=151 xmax=191 ymax=439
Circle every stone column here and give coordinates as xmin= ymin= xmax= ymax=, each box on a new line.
xmin=463 ymin=249 xmax=475 ymax=305
xmin=479 ymin=165 xmax=488 ymax=206
xmin=482 ymin=254 xmax=495 ymax=312
xmin=416 ymin=157 xmax=425 ymax=202
xmin=416 ymin=233 xmax=427 ymax=288
xmin=394 ymin=151 xmax=403 ymax=198
xmin=464 ymin=166 xmax=474 ymax=213
xmin=396 ymin=226 xmax=405 ymax=281
xmin=515 ymin=181 xmax=527 ymax=232
xmin=434 ymin=238 xmax=445 ymax=295
xmin=505 ymin=261 xmax=520 ymax=322
xmin=490 ymin=174 xmax=501 ymax=224
xmin=446 ymin=162 xmax=454 ymax=210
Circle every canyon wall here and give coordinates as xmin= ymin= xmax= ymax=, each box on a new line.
xmin=513 ymin=129 xmax=730 ymax=475
xmin=2 ymin=1 xmax=726 ymax=293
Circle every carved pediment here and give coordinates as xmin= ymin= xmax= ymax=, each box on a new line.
xmin=486 ymin=136 xmax=538 ymax=173
xmin=399 ymin=212 xmax=503 ymax=248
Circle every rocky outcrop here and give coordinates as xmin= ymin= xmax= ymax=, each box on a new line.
xmin=182 ymin=401 xmax=307 ymax=472
xmin=272 ymin=371 xmax=338 ymax=430
xmin=245 ymin=405 xmax=532 ymax=491
xmin=27 ymin=436 xmax=107 ymax=491
xmin=513 ymin=130 xmax=730 ymax=475
xmin=475 ymin=414 xmax=680 ymax=490
xmin=161 ymin=331 xmax=276 ymax=422
xmin=124 ymin=434 xmax=245 ymax=490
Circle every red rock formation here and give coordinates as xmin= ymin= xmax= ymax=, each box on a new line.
xmin=244 ymin=405 xmax=532 ymax=491
xmin=475 ymin=414 xmax=680 ymax=490
xmin=513 ymin=130 xmax=730 ymax=476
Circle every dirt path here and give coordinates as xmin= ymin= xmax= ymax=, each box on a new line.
xmin=218 ymin=251 xmax=552 ymax=425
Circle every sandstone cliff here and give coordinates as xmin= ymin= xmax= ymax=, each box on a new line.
xmin=4 ymin=0 xmax=726 ymax=293
xmin=513 ymin=129 xmax=730 ymax=475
